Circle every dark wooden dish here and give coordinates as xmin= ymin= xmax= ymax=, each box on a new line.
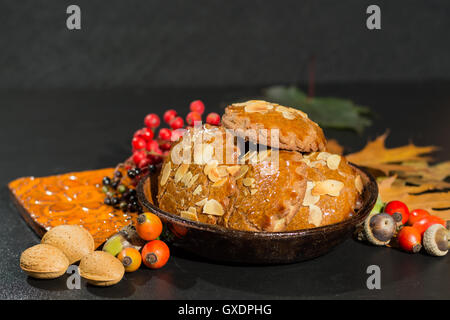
xmin=137 ymin=164 xmax=378 ymax=264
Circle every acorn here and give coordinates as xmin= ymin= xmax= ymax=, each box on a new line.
xmin=364 ymin=213 xmax=396 ymax=246
xmin=423 ymin=224 xmax=449 ymax=257
xmin=391 ymin=212 xmax=404 ymax=232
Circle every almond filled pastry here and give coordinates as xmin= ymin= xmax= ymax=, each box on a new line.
xmin=156 ymin=101 xmax=363 ymax=232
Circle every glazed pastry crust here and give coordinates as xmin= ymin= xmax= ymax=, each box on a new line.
xmin=222 ymin=100 xmax=327 ymax=153
xmin=156 ymin=125 xmax=362 ymax=232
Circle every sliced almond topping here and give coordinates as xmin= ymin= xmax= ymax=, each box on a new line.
xmin=294 ymin=109 xmax=308 ymax=119
xmin=212 ymin=177 xmax=227 ymax=187
xmin=312 ymin=179 xmax=344 ymax=197
xmin=326 ymin=154 xmax=341 ymax=170
xmin=310 ymin=160 xmax=326 ymax=168
xmin=303 ymin=181 xmax=320 ymax=206
xmin=235 ymin=165 xmax=249 ymax=179
xmin=281 ymin=111 xmax=295 ymax=120
xmin=244 ymin=101 xmax=273 ymax=114
xmin=355 ymin=175 xmax=363 ymax=194
xmin=181 ymin=171 xmax=193 ymax=187
xmin=308 ymin=204 xmax=323 ymax=227
xmin=204 ymin=160 xmax=218 ymax=175
xmin=207 ymin=167 xmax=221 ymax=182
xmin=187 ymin=173 xmax=200 ymax=188
xmin=300 ymin=158 xmax=312 ymax=167
xmin=272 ymin=217 xmax=286 ymax=232
xmin=317 ymin=152 xmax=332 ymax=161
xmin=203 ymin=199 xmax=224 ymax=216
xmin=243 ymin=177 xmax=255 ymax=187
xmin=174 ymin=164 xmax=189 ymax=183
xmin=180 ymin=210 xmax=198 ymax=222
xmin=188 ymin=206 xmax=197 ymax=214
xmin=160 ymin=162 xmax=171 ymax=186
xmin=217 ymin=166 xmax=229 ymax=177
xmin=195 ymin=198 xmax=208 ymax=206
xmin=193 ymin=185 xmax=202 ymax=195
xmin=226 ymin=165 xmax=241 ymax=176
xmin=241 ymin=150 xmax=257 ymax=163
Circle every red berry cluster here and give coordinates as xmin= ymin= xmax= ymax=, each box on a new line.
xmin=130 ymin=100 xmax=221 ymax=169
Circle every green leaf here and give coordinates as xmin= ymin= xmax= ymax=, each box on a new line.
xmin=262 ymin=85 xmax=372 ymax=133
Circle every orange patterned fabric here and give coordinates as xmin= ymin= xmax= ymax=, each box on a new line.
xmin=9 ymin=168 xmax=137 ymax=247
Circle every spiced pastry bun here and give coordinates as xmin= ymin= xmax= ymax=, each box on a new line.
xmin=222 ymin=100 xmax=326 ymax=152
xmin=156 ymin=123 xmax=362 ymax=232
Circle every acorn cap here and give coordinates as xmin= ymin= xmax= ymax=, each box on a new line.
xmin=364 ymin=213 xmax=396 ymax=246
xmin=423 ymin=224 xmax=448 ymax=257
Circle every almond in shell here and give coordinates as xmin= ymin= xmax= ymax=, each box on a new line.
xmin=78 ymin=251 xmax=125 ymax=286
xmin=20 ymin=244 xmax=69 ymax=279
xmin=41 ymin=224 xmax=95 ymax=264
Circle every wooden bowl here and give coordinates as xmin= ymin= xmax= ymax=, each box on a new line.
xmin=137 ymin=164 xmax=377 ymax=264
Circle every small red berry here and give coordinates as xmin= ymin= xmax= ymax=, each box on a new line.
xmin=138 ymin=157 xmax=151 ymax=169
xmin=170 ymin=116 xmax=184 ymax=130
xmin=134 ymin=127 xmax=154 ymax=141
xmin=186 ymin=111 xmax=202 ymax=126
xmin=146 ymin=140 xmax=160 ymax=153
xmin=132 ymin=150 xmax=147 ymax=166
xmin=158 ymin=128 xmax=172 ymax=141
xmin=132 ymin=137 xmax=146 ymax=151
xmin=206 ymin=112 xmax=220 ymax=125
xmin=144 ymin=113 xmax=160 ymax=128
xmin=160 ymin=142 xmax=172 ymax=151
xmin=163 ymin=110 xmax=177 ymax=124
xmin=189 ymin=100 xmax=205 ymax=115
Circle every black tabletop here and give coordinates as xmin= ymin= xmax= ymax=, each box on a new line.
xmin=1 ymin=82 xmax=449 ymax=299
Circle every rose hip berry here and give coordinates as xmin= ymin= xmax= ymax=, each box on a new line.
xmin=190 ymin=100 xmax=205 ymax=115
xmin=158 ymin=128 xmax=172 ymax=141
xmin=163 ymin=109 xmax=178 ymax=124
xmin=132 ymin=137 xmax=146 ymax=151
xmin=384 ymin=200 xmax=409 ymax=225
xmin=144 ymin=113 xmax=160 ymax=128
xmin=186 ymin=111 xmax=202 ymax=126
xmin=170 ymin=116 xmax=184 ymax=130
xmin=206 ymin=112 xmax=220 ymax=125
xmin=397 ymin=226 xmax=422 ymax=253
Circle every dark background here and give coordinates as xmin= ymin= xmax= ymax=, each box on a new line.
xmin=1 ymin=1 xmax=449 ymax=300
xmin=1 ymin=0 xmax=449 ymax=88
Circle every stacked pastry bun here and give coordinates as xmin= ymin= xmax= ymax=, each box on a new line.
xmin=157 ymin=100 xmax=363 ymax=232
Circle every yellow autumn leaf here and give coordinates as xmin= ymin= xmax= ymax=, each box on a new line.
xmin=378 ymin=175 xmax=450 ymax=220
xmin=346 ymin=132 xmax=438 ymax=175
